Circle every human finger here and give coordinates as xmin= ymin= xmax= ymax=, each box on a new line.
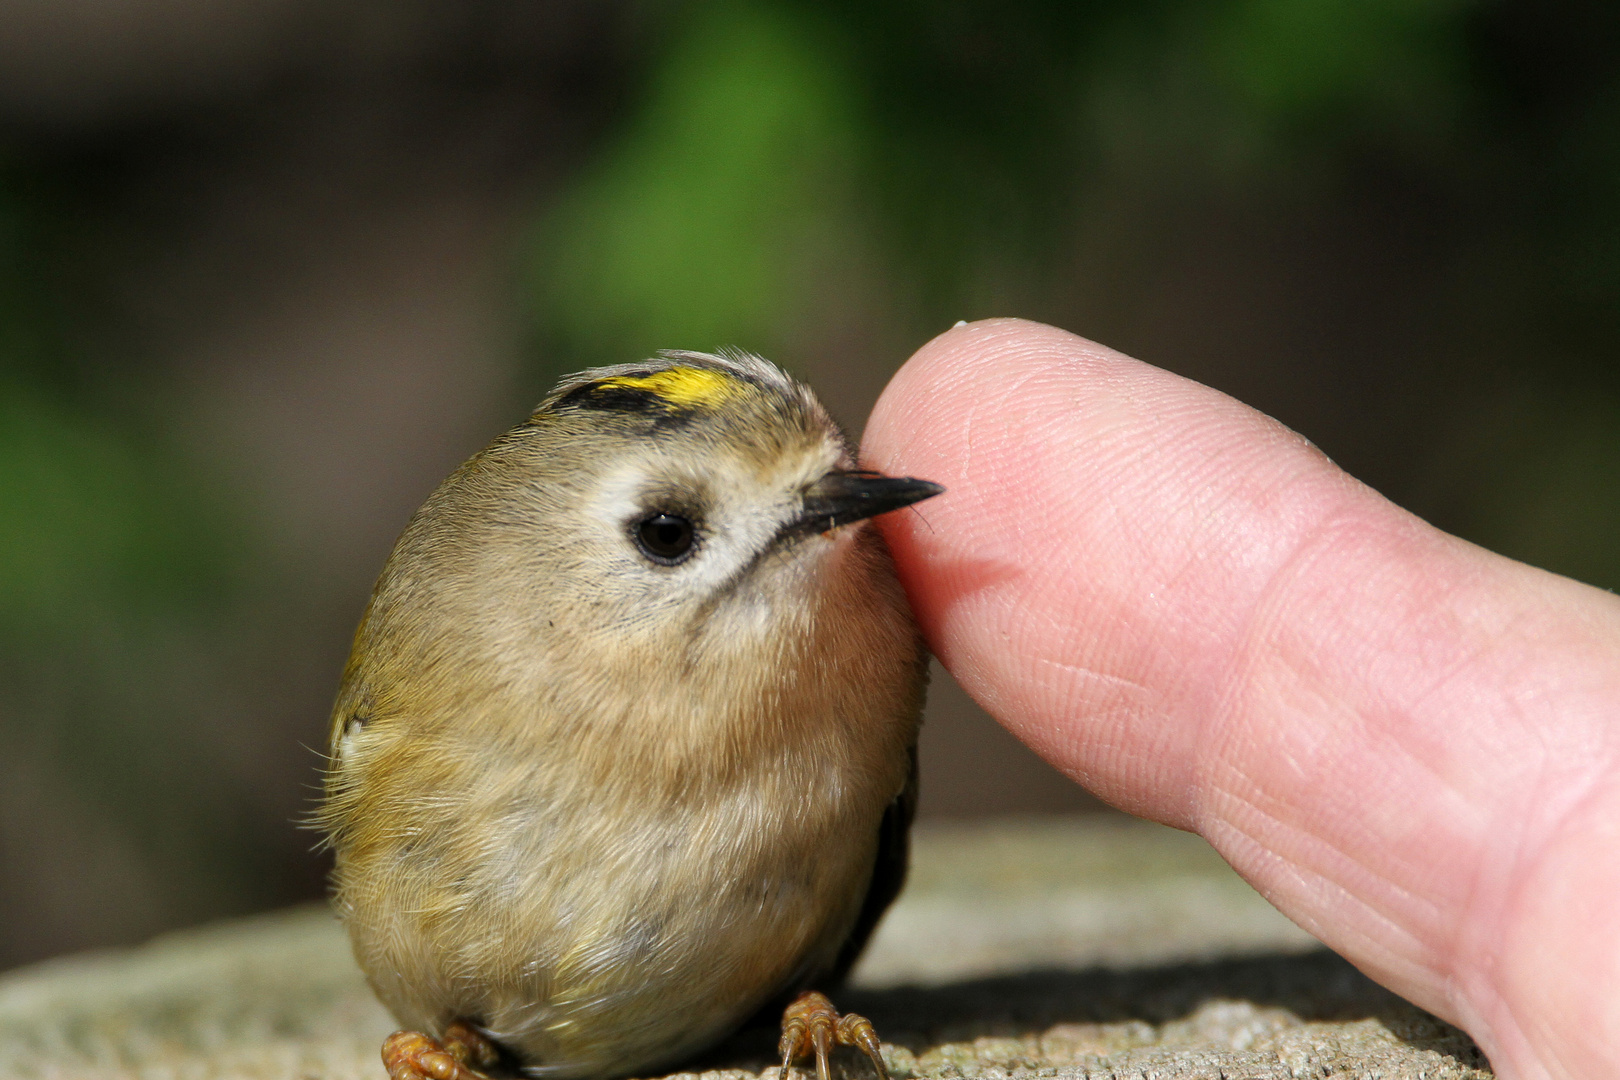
xmin=863 ymin=318 xmax=1620 ymax=1080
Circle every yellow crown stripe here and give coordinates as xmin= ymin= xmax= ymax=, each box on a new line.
xmin=596 ymin=367 xmax=741 ymax=410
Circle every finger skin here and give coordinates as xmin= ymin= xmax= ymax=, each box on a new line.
xmin=863 ymin=318 xmax=1620 ymax=1080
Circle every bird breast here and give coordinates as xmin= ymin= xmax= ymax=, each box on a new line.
xmin=330 ymin=532 xmax=921 ymax=1079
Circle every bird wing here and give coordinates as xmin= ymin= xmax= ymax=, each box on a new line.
xmin=828 ymin=740 xmax=918 ymax=986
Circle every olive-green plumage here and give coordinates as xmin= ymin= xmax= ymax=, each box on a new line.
xmin=319 ymin=351 xmax=935 ymax=1079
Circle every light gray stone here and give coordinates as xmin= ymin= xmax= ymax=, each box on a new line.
xmin=0 ymin=816 xmax=1491 ymax=1079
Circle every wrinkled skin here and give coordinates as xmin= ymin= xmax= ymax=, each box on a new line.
xmin=865 ymin=318 xmax=1620 ymax=1080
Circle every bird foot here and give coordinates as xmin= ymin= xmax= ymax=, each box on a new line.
xmin=778 ymin=990 xmax=889 ymax=1080
xmin=383 ymin=1021 xmax=500 ymax=1080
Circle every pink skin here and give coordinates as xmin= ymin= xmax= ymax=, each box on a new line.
xmin=863 ymin=318 xmax=1620 ymax=1080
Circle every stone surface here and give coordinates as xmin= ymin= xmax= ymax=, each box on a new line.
xmin=0 ymin=815 xmax=1491 ymax=1079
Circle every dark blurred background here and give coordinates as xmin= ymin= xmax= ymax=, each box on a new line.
xmin=0 ymin=0 xmax=1616 ymax=971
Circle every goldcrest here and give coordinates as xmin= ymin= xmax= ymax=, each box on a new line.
xmin=318 ymin=351 xmax=941 ymax=1080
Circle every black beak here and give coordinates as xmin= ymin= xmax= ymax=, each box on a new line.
xmin=784 ymin=470 xmax=944 ymax=539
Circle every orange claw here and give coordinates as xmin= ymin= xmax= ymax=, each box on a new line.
xmin=779 ymin=991 xmax=890 ymax=1080
xmin=383 ymin=1021 xmax=499 ymax=1080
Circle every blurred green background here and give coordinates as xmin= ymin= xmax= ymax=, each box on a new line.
xmin=0 ymin=0 xmax=1615 ymax=970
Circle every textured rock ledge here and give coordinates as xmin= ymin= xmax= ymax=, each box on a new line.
xmin=0 ymin=816 xmax=1491 ymax=1079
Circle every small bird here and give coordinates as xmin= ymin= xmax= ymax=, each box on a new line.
xmin=318 ymin=350 xmax=941 ymax=1080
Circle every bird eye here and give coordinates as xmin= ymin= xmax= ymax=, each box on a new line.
xmin=634 ymin=512 xmax=697 ymax=565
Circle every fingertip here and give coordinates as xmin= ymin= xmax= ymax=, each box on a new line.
xmin=863 ymin=316 xmax=1144 ymax=587
xmin=867 ymin=318 xmax=1125 ymax=458
xmin=861 ymin=317 xmax=1355 ymax=818
xmin=864 ymin=319 xmax=1620 ymax=1076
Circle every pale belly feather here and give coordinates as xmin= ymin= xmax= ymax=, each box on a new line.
xmin=342 ymin=771 xmax=881 ymax=1079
